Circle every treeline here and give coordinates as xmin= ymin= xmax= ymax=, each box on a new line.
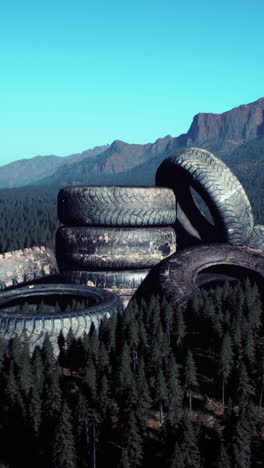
xmin=0 ymin=185 xmax=60 ymax=253
xmin=0 ymin=158 xmax=263 ymax=254
xmin=0 ymin=280 xmax=263 ymax=467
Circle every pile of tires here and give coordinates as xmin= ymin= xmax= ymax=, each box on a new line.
xmin=155 ymin=147 xmax=264 ymax=307
xmin=56 ymin=186 xmax=177 ymax=307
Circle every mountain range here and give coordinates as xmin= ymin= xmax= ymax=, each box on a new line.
xmin=1 ymin=97 xmax=264 ymax=189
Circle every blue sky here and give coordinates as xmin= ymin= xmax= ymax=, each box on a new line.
xmin=0 ymin=0 xmax=263 ymax=165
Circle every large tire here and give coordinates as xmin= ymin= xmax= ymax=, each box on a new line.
xmin=56 ymin=226 xmax=176 ymax=269
xmin=0 ymin=283 xmax=122 ymax=352
xmin=156 ymin=147 xmax=254 ymax=246
xmin=159 ymin=244 xmax=264 ymax=308
xmin=246 ymin=225 xmax=264 ymax=250
xmin=0 ymin=247 xmax=59 ymax=290
xmin=57 ymin=186 xmax=176 ymax=226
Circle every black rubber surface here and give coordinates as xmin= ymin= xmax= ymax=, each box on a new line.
xmin=156 ymin=147 xmax=254 ymax=246
xmin=0 ymin=283 xmax=122 ymax=351
xmin=60 ymin=268 xmax=151 ymax=289
xmin=0 ymin=247 xmax=59 ymax=290
xmin=56 ymin=226 xmax=176 ymax=269
xmin=159 ymin=244 xmax=264 ymax=308
xmin=246 ymin=225 xmax=264 ymax=250
xmin=57 ymin=186 xmax=176 ymax=226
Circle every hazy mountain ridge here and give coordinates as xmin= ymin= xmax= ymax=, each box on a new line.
xmin=1 ymin=97 xmax=264 ymax=188
xmin=0 ymin=145 xmax=109 ymax=188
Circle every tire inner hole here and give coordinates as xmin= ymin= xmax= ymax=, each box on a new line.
xmin=196 ymin=265 xmax=264 ymax=292
xmin=0 ymin=294 xmax=97 ymax=314
xmin=190 ymin=186 xmax=214 ymax=225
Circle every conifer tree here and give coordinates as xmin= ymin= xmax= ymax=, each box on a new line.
xmin=18 ymin=342 xmax=34 ymax=397
xmin=214 ymin=441 xmax=232 ymax=468
xmin=83 ymin=358 xmax=97 ymax=404
xmin=10 ymin=334 xmax=23 ymax=369
xmin=52 ymin=401 xmax=76 ymax=468
xmin=118 ymin=409 xmax=143 ymax=468
xmin=41 ymin=332 xmax=54 ymax=372
xmin=236 ymin=362 xmax=255 ymax=411
xmin=154 ymin=367 xmax=168 ymax=424
xmin=0 ymin=335 xmax=5 ymax=372
xmin=167 ymin=354 xmax=183 ymax=410
xmin=5 ymin=359 xmax=19 ymax=407
xmin=184 ymin=349 xmax=199 ymax=412
xmin=180 ymin=411 xmax=201 ymax=468
xmin=75 ymin=392 xmax=90 ymax=467
xmin=220 ymin=331 xmax=234 ymax=405
xmin=28 ymin=381 xmax=42 ymax=435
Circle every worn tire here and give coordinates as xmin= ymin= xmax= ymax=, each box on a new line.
xmin=0 ymin=247 xmax=59 ymax=290
xmin=57 ymin=186 xmax=176 ymax=226
xmin=56 ymin=226 xmax=176 ymax=269
xmin=159 ymin=244 xmax=264 ymax=308
xmin=0 ymin=283 xmax=122 ymax=352
xmin=246 ymin=225 xmax=264 ymax=250
xmin=156 ymin=147 xmax=254 ymax=245
xmin=60 ymin=268 xmax=151 ymax=289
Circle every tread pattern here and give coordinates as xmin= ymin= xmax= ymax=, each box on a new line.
xmin=60 ymin=268 xmax=151 ymax=289
xmin=156 ymin=147 xmax=254 ymax=245
xmin=56 ymin=226 xmax=176 ymax=269
xmin=246 ymin=225 xmax=264 ymax=250
xmin=0 ymin=284 xmax=123 ymax=353
xmin=159 ymin=244 xmax=264 ymax=308
xmin=0 ymin=247 xmax=59 ymax=290
xmin=57 ymin=186 xmax=176 ymax=226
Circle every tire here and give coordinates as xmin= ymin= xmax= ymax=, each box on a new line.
xmin=57 ymin=186 xmax=176 ymax=226
xmin=0 ymin=283 xmax=122 ymax=352
xmin=60 ymin=268 xmax=151 ymax=289
xmin=159 ymin=244 xmax=264 ymax=308
xmin=56 ymin=226 xmax=176 ymax=269
xmin=0 ymin=247 xmax=59 ymax=290
xmin=156 ymin=147 xmax=254 ymax=246
xmin=246 ymin=225 xmax=264 ymax=250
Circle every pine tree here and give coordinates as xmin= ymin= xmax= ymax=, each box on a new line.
xmin=5 ymin=359 xmax=19 ymax=407
xmin=184 ymin=349 xmax=199 ymax=412
xmin=52 ymin=401 xmax=76 ymax=468
xmin=75 ymin=392 xmax=90 ymax=468
xmin=10 ymin=334 xmax=23 ymax=369
xmin=0 ymin=336 xmax=6 ymax=372
xmin=214 ymin=441 xmax=232 ymax=468
xmin=28 ymin=381 xmax=42 ymax=435
xmin=41 ymin=332 xmax=54 ymax=372
xmin=236 ymin=362 xmax=255 ymax=411
xmin=118 ymin=409 xmax=143 ymax=468
xmin=220 ymin=331 xmax=234 ymax=405
xmin=180 ymin=411 xmax=201 ymax=468
xmin=18 ymin=342 xmax=34 ymax=397
xmin=154 ymin=367 xmax=168 ymax=425
xmin=83 ymin=359 xmax=97 ymax=404
xmin=167 ymin=354 xmax=183 ymax=410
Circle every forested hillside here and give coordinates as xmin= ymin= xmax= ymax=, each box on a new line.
xmin=0 ymin=160 xmax=263 ymax=254
xmin=0 ymin=280 xmax=263 ymax=467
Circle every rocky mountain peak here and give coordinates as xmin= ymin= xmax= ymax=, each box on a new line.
xmin=186 ymin=97 xmax=264 ymax=144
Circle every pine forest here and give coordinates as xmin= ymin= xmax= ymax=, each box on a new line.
xmin=0 ymin=279 xmax=263 ymax=467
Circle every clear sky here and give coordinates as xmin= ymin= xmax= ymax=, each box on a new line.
xmin=0 ymin=0 xmax=263 ymax=165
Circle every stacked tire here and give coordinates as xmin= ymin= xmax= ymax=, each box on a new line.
xmin=155 ymin=147 xmax=264 ymax=307
xmin=56 ymin=186 xmax=177 ymax=307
